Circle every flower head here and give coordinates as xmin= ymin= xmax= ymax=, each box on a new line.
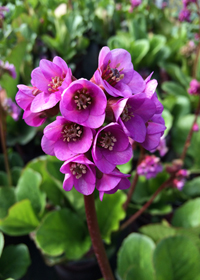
xmin=192 ymin=122 xmax=199 ymax=132
xmin=137 ymin=155 xmax=163 ymax=179
xmin=2 ymin=98 xmax=21 ymax=121
xmin=60 ymin=79 xmax=107 ymax=128
xmin=92 ymin=47 xmax=135 ymax=97
xmin=60 ymin=154 xmax=96 ymax=195
xmin=179 ymin=8 xmax=191 ymax=22
xmin=30 ymin=56 xmax=72 ymax=113
xmin=92 ymin=123 xmax=132 ymax=174
xmin=42 ymin=116 xmax=93 ymax=160
xmin=0 ymin=60 xmax=16 ymax=79
xmin=188 ymin=79 xmax=200 ymax=95
xmin=96 ymin=168 xmax=130 ymax=200
xmin=173 ymin=169 xmax=189 ymax=190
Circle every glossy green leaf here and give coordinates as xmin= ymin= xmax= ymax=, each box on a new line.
xmin=0 ymin=187 xmax=16 ymax=219
xmin=153 ymin=236 xmax=200 ymax=280
xmin=172 ymin=198 xmax=200 ymax=228
xmin=0 ymin=232 xmax=4 ymax=258
xmin=0 ymin=244 xmax=31 ymax=280
xmin=139 ymin=224 xmax=176 ymax=243
xmin=0 ymin=172 xmax=9 ymax=187
xmin=16 ymin=168 xmax=45 ymax=215
xmin=35 ymin=209 xmax=91 ymax=260
xmin=96 ymin=191 xmax=126 ymax=244
xmin=0 ymin=199 xmax=40 ymax=236
xmin=117 ymin=233 xmax=155 ymax=280
xmin=162 ymin=108 xmax=173 ymax=136
xmin=183 ymin=177 xmax=200 ymax=197
xmin=162 ymin=81 xmax=188 ymax=97
xmin=131 ymin=39 xmax=150 ymax=65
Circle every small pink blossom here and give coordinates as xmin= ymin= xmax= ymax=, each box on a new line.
xmin=2 ymin=98 xmax=21 ymax=121
xmin=60 ymin=79 xmax=107 ymax=128
xmin=92 ymin=47 xmax=135 ymax=97
xmin=41 ymin=116 xmax=93 ymax=160
xmin=137 ymin=155 xmax=163 ymax=179
xmin=0 ymin=60 xmax=16 ymax=79
xmin=96 ymin=168 xmax=130 ymax=201
xmin=31 ymin=56 xmax=72 ymax=113
xmin=60 ymin=154 xmax=96 ymax=195
xmin=173 ymin=169 xmax=189 ymax=190
xmin=92 ymin=123 xmax=132 ymax=174
xmin=192 ymin=122 xmax=199 ymax=132
xmin=188 ymin=79 xmax=200 ymax=95
xmin=179 ymin=8 xmax=191 ymax=22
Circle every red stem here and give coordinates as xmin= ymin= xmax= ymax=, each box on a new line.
xmin=84 ymin=193 xmax=115 ymax=280
xmin=120 ymin=176 xmax=174 ymax=231
xmin=180 ymin=96 xmax=200 ymax=161
xmin=123 ymin=146 xmax=144 ymax=211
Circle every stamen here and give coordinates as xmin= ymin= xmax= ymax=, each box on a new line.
xmin=101 ymin=62 xmax=124 ymax=87
xmin=99 ymin=131 xmax=117 ymax=151
xmin=48 ymin=73 xmax=66 ymax=93
xmin=70 ymin=163 xmax=87 ymax=179
xmin=121 ymin=104 xmax=134 ymax=122
xmin=73 ymin=89 xmax=92 ymax=110
xmin=62 ymin=123 xmax=83 ymax=142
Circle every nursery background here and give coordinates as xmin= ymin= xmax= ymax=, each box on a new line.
xmin=0 ymin=0 xmax=200 ymax=279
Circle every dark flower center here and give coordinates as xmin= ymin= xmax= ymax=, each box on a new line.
xmin=121 ymin=104 xmax=134 ymax=122
xmin=70 ymin=163 xmax=87 ymax=179
xmin=61 ymin=123 xmax=83 ymax=142
xmin=48 ymin=72 xmax=66 ymax=93
xmin=101 ymin=60 xmax=124 ymax=87
xmin=99 ymin=131 xmax=117 ymax=151
xmin=74 ymin=88 xmax=92 ymax=110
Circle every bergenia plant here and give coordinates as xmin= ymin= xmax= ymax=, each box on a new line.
xmin=15 ymin=46 xmax=166 ymax=280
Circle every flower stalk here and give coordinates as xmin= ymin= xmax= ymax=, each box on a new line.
xmin=84 ymin=193 xmax=115 ymax=280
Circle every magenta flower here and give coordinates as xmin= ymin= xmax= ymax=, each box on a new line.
xmin=30 ymin=56 xmax=72 ymax=113
xmin=60 ymin=79 xmax=107 ymax=128
xmin=42 ymin=116 xmax=93 ymax=161
xmin=96 ymin=168 xmax=130 ymax=201
xmin=92 ymin=123 xmax=132 ymax=174
xmin=141 ymin=114 xmax=166 ymax=151
xmin=137 ymin=155 xmax=163 ymax=179
xmin=182 ymin=0 xmax=197 ymax=6
xmin=188 ymin=79 xmax=200 ymax=95
xmin=192 ymin=122 xmax=199 ymax=132
xmin=60 ymin=154 xmax=96 ymax=195
xmin=179 ymin=8 xmax=191 ymax=22
xmin=110 ymin=93 xmax=156 ymax=143
xmin=173 ymin=169 xmax=189 ymax=190
xmin=151 ymin=136 xmax=168 ymax=157
xmin=0 ymin=60 xmax=16 ymax=79
xmin=130 ymin=0 xmax=141 ymax=7
xmin=2 ymin=98 xmax=21 ymax=121
xmin=16 ymin=85 xmax=59 ymax=127
xmin=92 ymin=47 xmax=135 ymax=97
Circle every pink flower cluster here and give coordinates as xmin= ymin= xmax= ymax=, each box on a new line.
xmin=0 ymin=60 xmax=16 ymax=79
xmin=129 ymin=0 xmax=142 ymax=12
xmin=2 ymin=98 xmax=21 ymax=121
xmin=179 ymin=0 xmax=197 ymax=22
xmin=137 ymin=155 xmax=163 ymax=179
xmin=188 ymin=79 xmax=200 ymax=95
xmin=172 ymin=169 xmax=189 ymax=190
xmin=16 ymin=47 xmax=165 ymax=199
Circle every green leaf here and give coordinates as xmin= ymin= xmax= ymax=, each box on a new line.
xmin=0 ymin=244 xmax=31 ymax=280
xmin=0 ymin=199 xmax=40 ymax=236
xmin=162 ymin=81 xmax=188 ymax=97
xmin=11 ymin=167 xmax=22 ymax=186
xmin=172 ymin=198 xmax=200 ymax=228
xmin=26 ymin=156 xmax=63 ymax=206
xmin=139 ymin=224 xmax=176 ymax=243
xmin=16 ymin=168 xmax=45 ymax=215
xmin=0 ymin=232 xmax=4 ymax=258
xmin=117 ymin=233 xmax=155 ymax=280
xmin=130 ymin=39 xmax=150 ymax=65
xmin=0 ymin=41 xmax=28 ymax=100
xmin=153 ymin=236 xmax=200 ymax=280
xmin=183 ymin=177 xmax=200 ymax=197
xmin=117 ymin=158 xmax=132 ymax=174
xmin=162 ymin=108 xmax=173 ymax=137
xmin=35 ymin=209 xmax=91 ymax=260
xmin=0 ymin=187 xmax=16 ymax=219
xmin=96 ymin=191 xmax=126 ymax=244
xmin=0 ymin=172 xmax=9 ymax=187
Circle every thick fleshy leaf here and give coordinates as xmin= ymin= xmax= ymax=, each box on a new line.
xmin=35 ymin=209 xmax=91 ymax=259
xmin=172 ymin=198 xmax=200 ymax=228
xmin=16 ymin=168 xmax=45 ymax=215
xmin=96 ymin=190 xmax=126 ymax=244
xmin=153 ymin=236 xmax=200 ymax=280
xmin=0 ymin=232 xmax=4 ymax=257
xmin=0 ymin=244 xmax=31 ymax=280
xmin=117 ymin=233 xmax=155 ymax=280
xmin=0 ymin=187 xmax=16 ymax=219
xmin=0 ymin=199 xmax=40 ymax=235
